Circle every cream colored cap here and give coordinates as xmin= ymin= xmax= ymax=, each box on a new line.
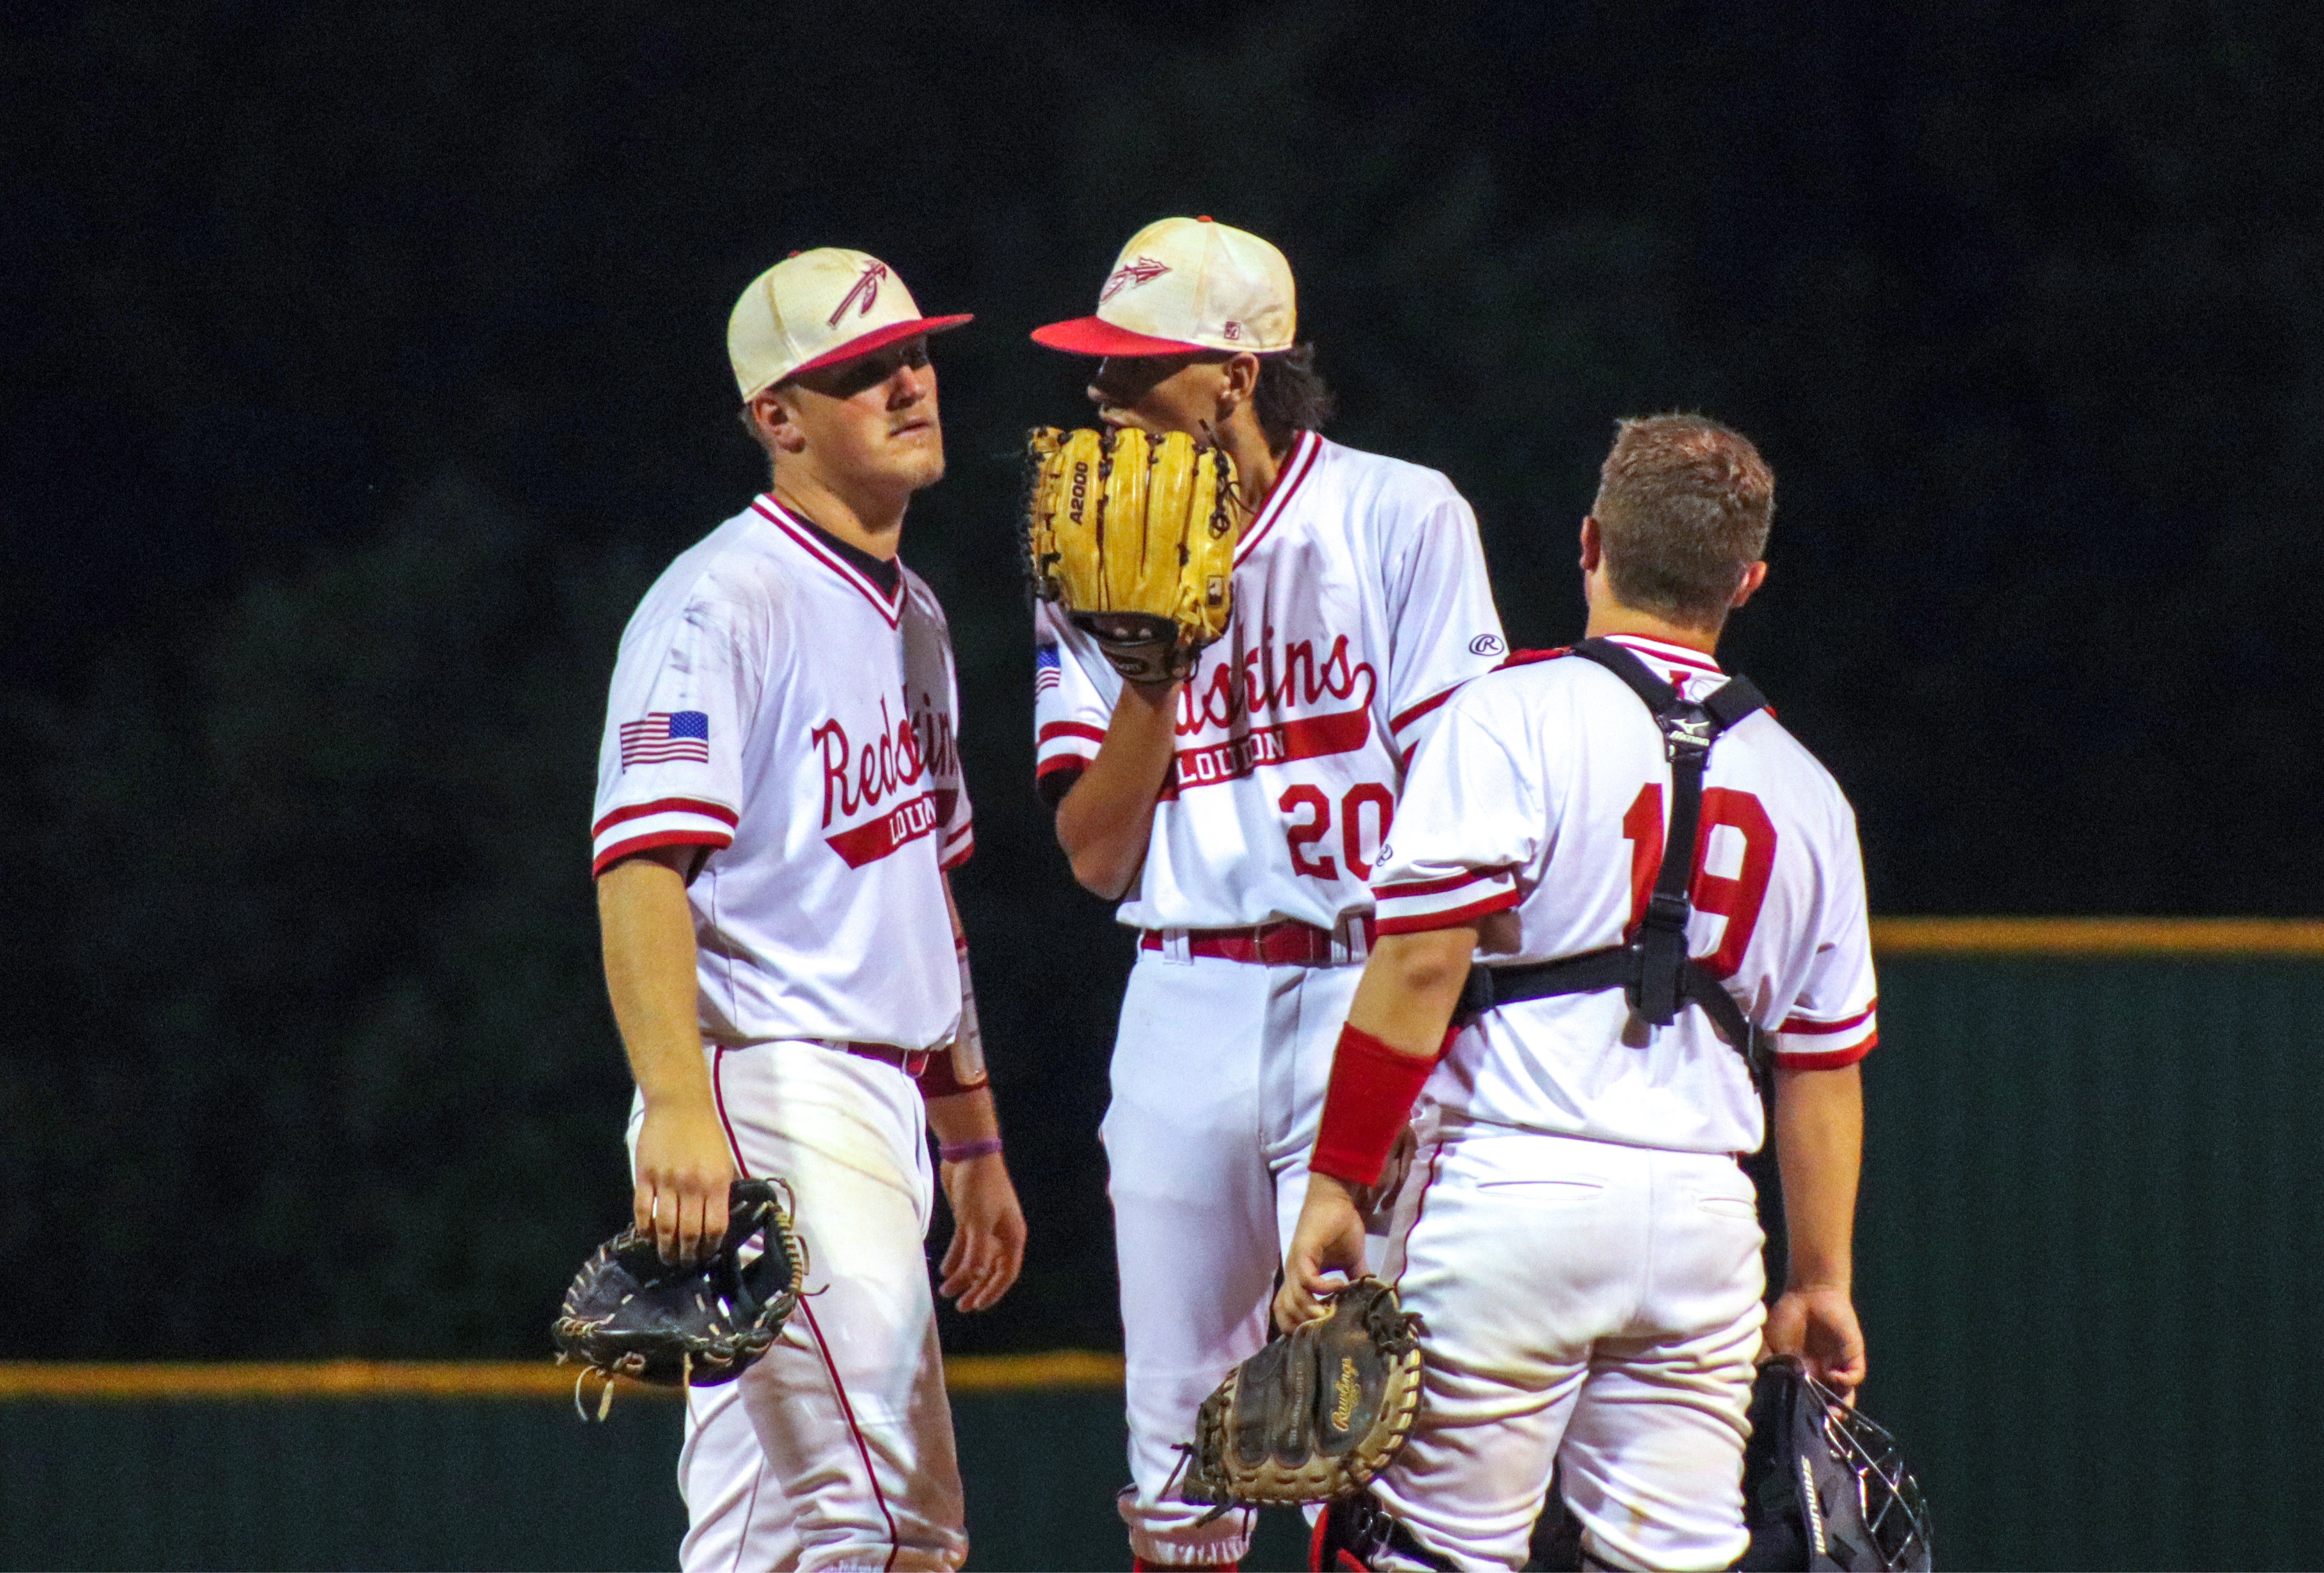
xmin=726 ymin=248 xmax=972 ymax=399
xmin=1030 ymin=216 xmax=1296 ymax=356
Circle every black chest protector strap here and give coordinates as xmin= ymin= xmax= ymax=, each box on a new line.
xmin=1456 ymin=639 xmax=1768 ymax=1061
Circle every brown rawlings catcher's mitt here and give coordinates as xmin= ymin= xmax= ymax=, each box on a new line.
xmin=552 ymin=1178 xmax=806 ymax=1418
xmin=1024 ymin=426 xmax=1244 ymax=685
xmin=1180 ymin=1277 xmax=1424 ymax=1507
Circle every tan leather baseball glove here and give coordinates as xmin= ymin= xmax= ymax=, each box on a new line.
xmin=1024 ymin=426 xmax=1243 ymax=685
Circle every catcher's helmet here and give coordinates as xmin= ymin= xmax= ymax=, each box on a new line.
xmin=1515 ymin=1357 xmax=1933 ymax=1561
xmin=1738 ymin=1357 xmax=1934 ymax=1572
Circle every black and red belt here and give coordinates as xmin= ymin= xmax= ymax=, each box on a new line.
xmin=1138 ymin=917 xmax=1376 ymax=966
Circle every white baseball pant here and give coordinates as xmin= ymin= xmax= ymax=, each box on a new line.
xmin=1102 ymin=944 xmax=1369 ymax=1568
xmin=1371 ymin=1116 xmax=1766 ymax=1572
xmin=628 ymin=1041 xmax=968 ymax=1573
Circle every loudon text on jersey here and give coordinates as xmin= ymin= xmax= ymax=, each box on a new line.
xmin=1166 ymin=630 xmax=1378 ymax=792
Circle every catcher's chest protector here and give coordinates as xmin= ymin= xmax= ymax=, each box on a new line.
xmin=1455 ymin=638 xmax=1767 ymax=1063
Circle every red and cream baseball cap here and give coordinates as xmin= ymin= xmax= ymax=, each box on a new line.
xmin=727 ymin=248 xmax=972 ymax=399
xmin=1031 ymin=216 xmax=1296 ymax=357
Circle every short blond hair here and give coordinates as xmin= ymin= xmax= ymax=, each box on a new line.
xmin=1592 ymin=414 xmax=1774 ymax=630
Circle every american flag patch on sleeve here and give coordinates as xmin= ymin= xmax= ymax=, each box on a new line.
xmin=619 ymin=710 xmax=711 ymax=767
xmin=1035 ymin=643 xmax=1061 ymax=694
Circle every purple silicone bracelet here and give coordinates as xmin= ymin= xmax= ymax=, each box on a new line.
xmin=940 ymin=1136 xmax=1004 ymax=1163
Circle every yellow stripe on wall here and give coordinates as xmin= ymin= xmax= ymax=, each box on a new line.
xmin=6 ymin=922 xmax=2316 ymax=1407
xmin=0 ymin=1352 xmax=1127 ymax=1403
xmin=1871 ymin=917 xmax=2324 ymax=955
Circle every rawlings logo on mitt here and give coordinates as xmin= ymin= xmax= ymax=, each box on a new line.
xmin=552 ymin=1178 xmax=806 ymax=1418
xmin=1024 ymin=425 xmax=1244 ymax=685
xmin=1180 ymin=1277 xmax=1424 ymax=1507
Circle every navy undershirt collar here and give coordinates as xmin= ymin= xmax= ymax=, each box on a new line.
xmin=793 ymin=512 xmax=902 ymax=597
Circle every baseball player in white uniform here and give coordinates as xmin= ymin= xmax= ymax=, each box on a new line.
xmin=1028 ymin=216 xmax=1507 ymax=1569
xmin=593 ymin=248 xmax=1027 ymax=1573
xmin=1279 ymin=414 xmax=1874 ymax=1572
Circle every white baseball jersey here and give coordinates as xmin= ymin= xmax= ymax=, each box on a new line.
xmin=1032 ymin=430 xmax=1505 ymax=930
xmin=591 ymin=496 xmax=972 ymax=1052
xmin=1372 ymin=632 xmax=1877 ymax=1155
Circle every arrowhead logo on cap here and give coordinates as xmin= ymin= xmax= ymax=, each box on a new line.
xmin=1030 ymin=217 xmax=1296 ymax=358
xmin=726 ymin=249 xmax=972 ymax=400
xmin=826 ymin=260 xmax=890 ymax=327
xmin=1100 ymin=255 xmax=1172 ymax=302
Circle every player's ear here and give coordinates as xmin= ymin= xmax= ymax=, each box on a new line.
xmin=1732 ymin=560 xmax=1769 ymax=608
xmin=1219 ymin=351 xmax=1261 ymax=413
xmin=754 ymin=386 xmax=809 ymax=455
xmin=1578 ymin=515 xmax=1604 ymax=573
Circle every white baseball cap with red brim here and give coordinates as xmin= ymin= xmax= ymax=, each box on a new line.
xmin=727 ymin=248 xmax=972 ymax=399
xmin=1032 ymin=216 xmax=1296 ymax=357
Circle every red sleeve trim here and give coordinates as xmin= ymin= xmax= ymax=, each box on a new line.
xmin=1776 ymin=1000 xmax=1878 ymax=1036
xmin=1497 ymin=647 xmax=1571 ymax=670
xmin=592 ymin=827 xmax=732 ymax=878
xmin=1771 ymin=1030 xmax=1877 ymax=1070
xmin=1388 ymin=685 xmax=1459 ymax=739
xmin=591 ymin=796 xmax=740 ymax=838
xmin=1374 ymin=888 xmax=1520 ymax=934
xmin=1375 ymin=868 xmax=1500 ymax=899
xmin=1035 ymin=751 xmax=1095 ymax=779
xmin=1037 ymin=720 xmax=1107 ymax=747
xmin=941 ymin=836 xmax=976 ymax=872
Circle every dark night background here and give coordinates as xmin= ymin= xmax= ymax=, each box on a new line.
xmin=2 ymin=1 xmax=2318 ymax=1359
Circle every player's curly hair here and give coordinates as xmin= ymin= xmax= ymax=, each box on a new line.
xmin=1593 ymin=414 xmax=1774 ymax=631
xmin=1254 ymin=343 xmax=1337 ymax=439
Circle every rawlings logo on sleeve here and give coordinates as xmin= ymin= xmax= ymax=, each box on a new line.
xmin=810 ymin=692 xmax=960 ymax=868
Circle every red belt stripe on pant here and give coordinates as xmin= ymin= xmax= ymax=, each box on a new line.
xmin=834 ymin=1042 xmax=934 ymax=1077
xmin=1137 ymin=916 xmax=1377 ymax=966
xmin=715 ymin=1039 xmax=936 ymax=1076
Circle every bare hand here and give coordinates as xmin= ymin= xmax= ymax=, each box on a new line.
xmin=1763 ymin=1285 xmax=1867 ymax=1397
xmin=632 ymin=1095 xmax=737 ymax=1265
xmin=1273 ymin=1175 xmax=1370 ymax=1333
xmin=938 ymin=1153 xmax=1028 ymax=1312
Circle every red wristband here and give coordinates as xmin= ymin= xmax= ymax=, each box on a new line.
xmin=1311 ymin=1023 xmax=1442 ymax=1187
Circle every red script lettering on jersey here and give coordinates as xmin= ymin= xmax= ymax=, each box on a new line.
xmin=1166 ymin=632 xmax=1379 ymax=793
xmin=812 ymin=694 xmax=958 ymax=867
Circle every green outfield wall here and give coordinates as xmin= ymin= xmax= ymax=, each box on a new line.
xmin=1849 ymin=928 xmax=2324 ymax=1573
xmin=5 ymin=922 xmax=2321 ymax=1572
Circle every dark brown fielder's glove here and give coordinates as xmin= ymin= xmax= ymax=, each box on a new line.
xmin=1180 ymin=1277 xmax=1424 ymax=1507
xmin=552 ymin=1178 xmax=806 ymax=1418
